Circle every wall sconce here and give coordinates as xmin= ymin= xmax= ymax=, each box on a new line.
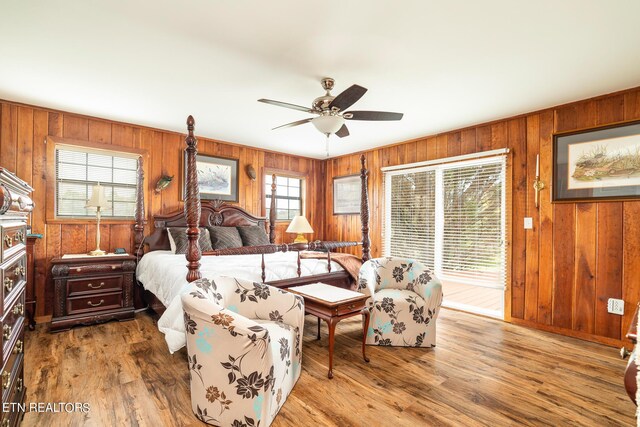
xmin=246 ymin=164 xmax=257 ymax=181
xmin=533 ymin=155 xmax=545 ymax=208
xmin=155 ymin=175 xmax=174 ymax=193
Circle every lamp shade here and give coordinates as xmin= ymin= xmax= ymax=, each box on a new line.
xmin=86 ymin=184 xmax=108 ymax=209
xmin=286 ymin=215 xmax=314 ymax=234
xmin=311 ymin=115 xmax=344 ymax=134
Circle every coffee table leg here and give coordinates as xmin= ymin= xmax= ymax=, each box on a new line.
xmin=317 ymin=317 xmax=321 ymax=340
xmin=327 ymin=318 xmax=338 ymax=379
xmin=362 ymin=307 xmax=370 ymax=363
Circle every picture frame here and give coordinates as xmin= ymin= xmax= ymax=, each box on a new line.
xmin=183 ymin=153 xmax=239 ymax=202
xmin=553 ymin=119 xmax=640 ymax=202
xmin=333 ymin=174 xmax=361 ymax=214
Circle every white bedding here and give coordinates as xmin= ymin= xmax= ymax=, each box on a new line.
xmin=136 ymin=250 xmax=343 ymax=353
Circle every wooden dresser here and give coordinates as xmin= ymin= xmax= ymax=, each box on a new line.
xmin=0 ymin=168 xmax=33 ymax=427
xmin=50 ymin=255 xmax=136 ymax=332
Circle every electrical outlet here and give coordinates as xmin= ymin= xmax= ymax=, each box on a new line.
xmin=524 ymin=217 xmax=533 ymax=229
xmin=607 ymin=298 xmax=624 ymax=315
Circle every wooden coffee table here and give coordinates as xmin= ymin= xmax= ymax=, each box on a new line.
xmin=288 ymin=283 xmax=370 ymax=379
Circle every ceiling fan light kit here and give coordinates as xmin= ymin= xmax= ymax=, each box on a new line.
xmin=311 ymin=114 xmax=345 ymax=134
xmin=258 ymin=77 xmax=403 ymax=140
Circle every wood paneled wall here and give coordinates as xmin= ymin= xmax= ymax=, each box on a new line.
xmin=0 ymin=100 xmax=324 ymax=318
xmin=323 ymin=86 xmax=640 ymax=346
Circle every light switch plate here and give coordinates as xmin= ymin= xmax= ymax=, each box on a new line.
xmin=607 ymin=298 xmax=624 ymax=315
xmin=524 ymin=217 xmax=533 ymax=229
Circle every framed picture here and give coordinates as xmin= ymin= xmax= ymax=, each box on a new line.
xmin=333 ymin=174 xmax=361 ymax=214
xmin=553 ymin=120 xmax=640 ymax=202
xmin=183 ymin=153 xmax=239 ymax=202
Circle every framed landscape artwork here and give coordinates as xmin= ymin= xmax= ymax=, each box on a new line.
xmin=553 ymin=120 xmax=640 ymax=202
xmin=333 ymin=174 xmax=361 ymax=214
xmin=183 ymin=153 xmax=239 ymax=202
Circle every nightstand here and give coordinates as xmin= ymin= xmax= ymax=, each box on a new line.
xmin=50 ymin=254 xmax=136 ymax=332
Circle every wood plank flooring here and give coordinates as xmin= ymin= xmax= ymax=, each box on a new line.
xmin=23 ymin=309 xmax=634 ymax=426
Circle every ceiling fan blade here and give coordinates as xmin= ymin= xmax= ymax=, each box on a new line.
xmin=272 ymin=118 xmax=312 ymax=130
xmin=328 ymin=85 xmax=367 ymax=111
xmin=335 ymin=124 xmax=350 ymax=138
xmin=258 ymin=98 xmax=314 ymax=113
xmin=344 ymin=111 xmax=404 ymax=121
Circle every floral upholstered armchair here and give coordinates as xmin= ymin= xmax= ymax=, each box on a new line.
xmin=358 ymin=257 xmax=443 ymax=347
xmin=181 ymin=276 xmax=305 ymax=427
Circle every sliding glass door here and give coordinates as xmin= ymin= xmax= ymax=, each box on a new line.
xmin=384 ymin=155 xmax=506 ymax=319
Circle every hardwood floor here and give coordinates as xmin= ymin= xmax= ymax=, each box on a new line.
xmin=23 ymin=308 xmax=634 ymax=426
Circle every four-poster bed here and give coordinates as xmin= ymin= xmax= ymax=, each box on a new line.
xmin=132 ymin=116 xmax=371 ymax=350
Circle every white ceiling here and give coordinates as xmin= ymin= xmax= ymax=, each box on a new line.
xmin=1 ymin=1 xmax=640 ymax=159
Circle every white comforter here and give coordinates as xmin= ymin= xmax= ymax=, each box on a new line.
xmin=136 ymin=250 xmax=343 ymax=353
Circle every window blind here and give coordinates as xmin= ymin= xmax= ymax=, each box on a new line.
xmin=384 ymin=154 xmax=506 ymax=290
xmin=55 ymin=146 xmax=138 ymax=218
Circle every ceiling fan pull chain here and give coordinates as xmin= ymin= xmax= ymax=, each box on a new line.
xmin=325 ymin=133 xmax=330 ymax=158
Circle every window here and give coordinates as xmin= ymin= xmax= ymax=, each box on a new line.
xmin=384 ymin=154 xmax=506 ymax=318
xmin=55 ymin=145 xmax=139 ymax=218
xmin=265 ymin=174 xmax=303 ymax=220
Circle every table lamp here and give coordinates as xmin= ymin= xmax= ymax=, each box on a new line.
xmin=86 ymin=183 xmax=109 ymax=256
xmin=286 ymin=215 xmax=314 ymax=243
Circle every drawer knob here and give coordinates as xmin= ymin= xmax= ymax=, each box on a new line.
xmin=1 ymin=371 xmax=10 ymax=390
xmin=12 ymin=303 xmax=24 ymax=316
xmin=13 ymin=340 xmax=23 ymax=354
xmin=3 ymin=324 xmax=12 ymax=340
xmin=15 ymin=231 xmax=25 ymax=243
xmin=3 ymin=235 xmax=12 ymax=248
xmin=87 ymin=299 xmax=104 ymax=307
xmin=3 ymin=277 xmax=13 ymax=292
xmin=87 ymin=282 xmax=105 ymax=289
xmin=14 ymin=265 xmax=25 ymax=277
xmin=16 ymin=377 xmax=23 ymax=393
xmin=75 ymin=268 xmax=82 ymax=273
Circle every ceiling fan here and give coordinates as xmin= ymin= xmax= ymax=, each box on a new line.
xmin=258 ymin=77 xmax=403 ymax=139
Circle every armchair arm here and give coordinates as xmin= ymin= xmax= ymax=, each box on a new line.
xmin=413 ymin=271 xmax=443 ymax=311
xmin=357 ymin=260 xmax=378 ymax=299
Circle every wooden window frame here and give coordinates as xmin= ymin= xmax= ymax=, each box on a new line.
xmin=45 ymin=136 xmax=148 ymax=224
xmin=262 ymin=168 xmax=307 ymax=223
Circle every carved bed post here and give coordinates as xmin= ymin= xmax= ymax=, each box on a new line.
xmin=360 ymin=154 xmax=371 ymax=262
xmin=269 ymin=173 xmax=277 ymax=243
xmin=184 ymin=115 xmax=202 ymax=282
xmin=134 ymin=156 xmax=146 ymax=256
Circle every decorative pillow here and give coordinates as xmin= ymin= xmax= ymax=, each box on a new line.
xmin=207 ymin=226 xmax=243 ymax=250
xmin=167 ymin=227 xmax=213 ymax=254
xmin=237 ymin=225 xmax=270 ymax=247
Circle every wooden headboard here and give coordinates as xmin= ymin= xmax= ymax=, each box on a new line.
xmin=144 ymin=200 xmax=272 ymax=252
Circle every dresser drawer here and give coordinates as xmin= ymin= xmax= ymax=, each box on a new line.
xmin=67 ymin=262 xmax=129 ymax=276
xmin=1 ymin=360 xmax=25 ymax=427
xmin=0 ymin=254 xmax=26 ymax=314
xmin=1 ymin=291 xmax=24 ymax=358
xmin=0 ymin=224 xmax=26 ymax=264
xmin=67 ymin=275 xmax=123 ymax=297
xmin=1 ymin=318 xmax=24 ymax=372
xmin=67 ymin=291 xmax=123 ymax=315
xmin=1 ymin=341 xmax=23 ymax=404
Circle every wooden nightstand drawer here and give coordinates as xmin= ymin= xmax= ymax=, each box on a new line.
xmin=67 ymin=275 xmax=123 ymax=297
xmin=1 ymin=318 xmax=24 ymax=377
xmin=0 ymin=224 xmax=26 ymax=265
xmin=67 ymin=262 xmax=127 ymax=276
xmin=1 ymin=353 xmax=24 ymax=414
xmin=67 ymin=291 xmax=123 ymax=315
